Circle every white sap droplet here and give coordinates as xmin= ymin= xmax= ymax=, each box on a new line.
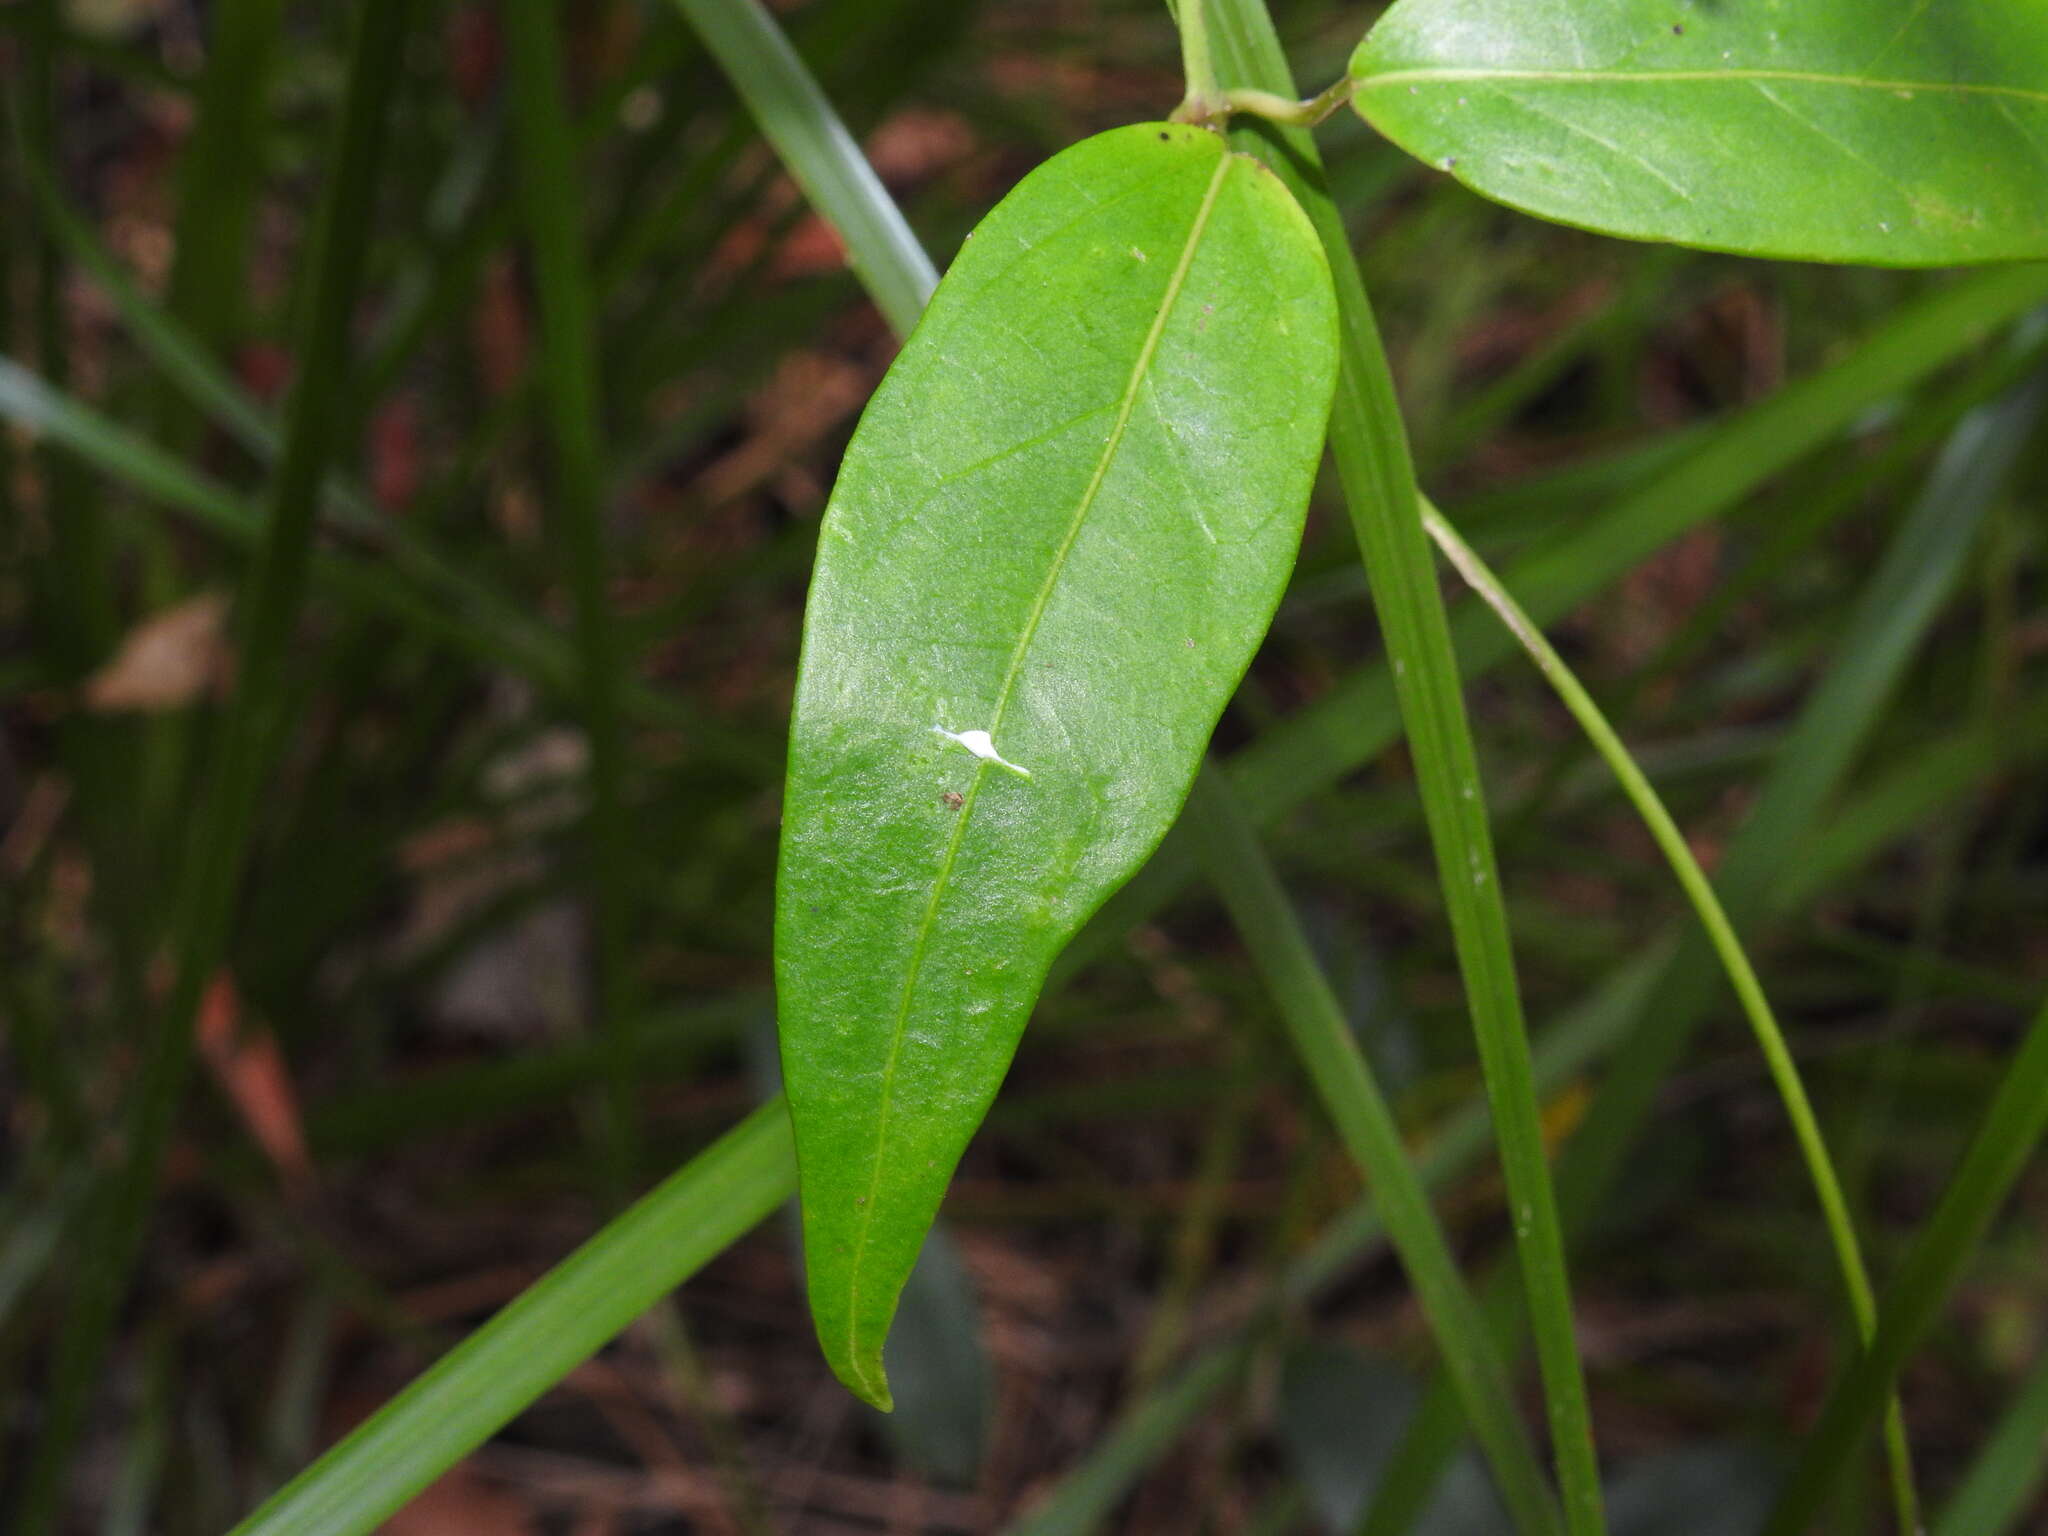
xmin=933 ymin=725 xmax=1032 ymax=778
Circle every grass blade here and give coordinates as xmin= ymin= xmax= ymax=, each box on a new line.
xmin=669 ymin=0 xmax=937 ymax=335
xmin=161 ymin=0 xmax=281 ymax=374
xmin=227 ymin=1103 xmax=797 ymax=1536
xmin=1555 ymin=363 xmax=2047 ymax=1246
xmin=1007 ymin=1337 xmax=1262 ymax=1536
xmin=1764 ymin=995 xmax=2048 ymax=1536
xmin=1225 ymin=265 xmax=2048 ymax=829
xmin=0 ymin=355 xmax=778 ymax=774
xmin=1186 ymin=764 xmax=1562 ymax=1536
xmin=505 ymin=0 xmax=639 ymax=1186
xmin=1422 ymin=498 xmax=1917 ymax=1529
xmin=1370 ymin=327 xmax=2048 ymax=1536
xmin=1933 ymin=1344 xmax=2048 ymax=1536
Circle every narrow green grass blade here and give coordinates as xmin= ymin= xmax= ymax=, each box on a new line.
xmin=20 ymin=153 xmax=274 ymax=454
xmin=1186 ymin=765 xmax=1561 ymax=1536
xmin=1933 ymin=1344 xmax=2048 ymax=1536
xmin=0 ymin=358 xmax=576 ymax=694
xmin=162 ymin=0 xmax=281 ymax=370
xmin=14 ymin=0 xmax=113 ymax=673
xmin=1371 ymin=338 xmax=2047 ymax=1535
xmin=506 ymin=1 xmax=640 ymax=1187
xmin=227 ymin=1103 xmax=796 ymax=1536
xmin=1008 ymin=1338 xmax=1261 ymax=1536
xmin=668 ymin=0 xmax=937 ymax=334
xmin=0 ymin=355 xmax=776 ymax=774
xmin=1422 ymin=499 xmax=1916 ymax=1528
xmin=1775 ymin=703 xmax=2048 ymax=920
xmin=11 ymin=9 xmax=409 ymax=1529
xmin=308 ymin=996 xmax=764 ymax=1158
xmin=1764 ymin=995 xmax=2048 ymax=1536
xmin=1201 ymin=6 xmax=1605 ymax=1528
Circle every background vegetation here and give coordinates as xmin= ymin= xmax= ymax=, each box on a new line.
xmin=2 ymin=1 xmax=2045 ymax=1531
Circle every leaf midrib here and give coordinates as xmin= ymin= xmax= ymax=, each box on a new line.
xmin=1357 ymin=64 xmax=2048 ymax=109
xmin=837 ymin=146 xmax=1238 ymax=1394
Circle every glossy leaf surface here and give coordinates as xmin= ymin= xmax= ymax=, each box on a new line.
xmin=776 ymin=121 xmax=1337 ymax=1407
xmin=1351 ymin=0 xmax=2048 ymax=265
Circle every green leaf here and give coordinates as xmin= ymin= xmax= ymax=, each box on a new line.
xmin=776 ymin=120 xmax=1338 ymax=1408
xmin=1349 ymin=0 xmax=2048 ymax=265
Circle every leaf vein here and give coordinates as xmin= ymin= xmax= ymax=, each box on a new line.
xmin=1496 ymin=90 xmax=1694 ymax=202
xmin=1359 ymin=65 xmax=2048 ymax=110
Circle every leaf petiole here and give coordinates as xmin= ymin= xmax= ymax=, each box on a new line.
xmin=1219 ymin=78 xmax=1354 ymax=127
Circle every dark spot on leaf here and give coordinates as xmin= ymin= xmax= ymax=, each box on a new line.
xmin=943 ymin=790 xmax=964 ymax=810
xmin=1159 ymin=130 xmax=1170 ymax=141
xmin=1672 ymin=22 xmax=1684 ymax=32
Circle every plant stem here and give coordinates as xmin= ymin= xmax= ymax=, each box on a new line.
xmin=1220 ymin=77 xmax=1352 ymax=127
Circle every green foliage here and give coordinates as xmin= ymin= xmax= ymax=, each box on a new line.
xmin=6 ymin=0 xmax=2048 ymax=1531
xmin=776 ymin=121 xmax=1337 ymax=1406
xmin=1351 ymin=0 xmax=2048 ymax=263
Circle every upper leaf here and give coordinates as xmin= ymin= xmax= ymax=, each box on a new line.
xmin=775 ymin=122 xmax=1338 ymax=1407
xmin=1350 ymin=0 xmax=2048 ymax=265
